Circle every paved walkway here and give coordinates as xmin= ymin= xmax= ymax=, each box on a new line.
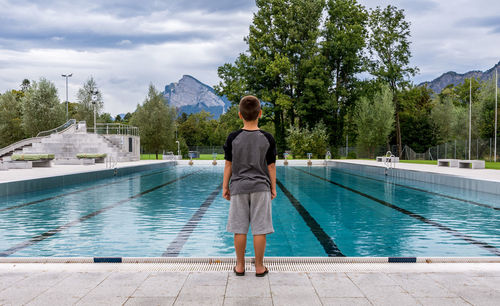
xmin=0 ymin=160 xmax=170 ymax=184
xmin=1 ymin=263 xmax=499 ymax=305
xmin=330 ymin=160 xmax=500 ymax=183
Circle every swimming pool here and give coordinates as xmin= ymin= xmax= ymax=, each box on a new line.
xmin=0 ymin=165 xmax=498 ymax=257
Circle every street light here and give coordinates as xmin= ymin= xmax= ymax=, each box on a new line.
xmin=61 ymin=73 xmax=72 ymax=121
xmin=91 ymin=90 xmax=99 ymax=134
xmin=175 ymin=140 xmax=180 ymax=157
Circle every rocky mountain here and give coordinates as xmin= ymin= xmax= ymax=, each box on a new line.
xmin=163 ymin=75 xmax=231 ymax=119
xmin=420 ymin=61 xmax=500 ymax=93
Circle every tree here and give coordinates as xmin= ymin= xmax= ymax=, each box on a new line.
xmin=368 ymin=5 xmax=418 ymax=157
xmin=354 ymin=84 xmax=395 ymax=157
xmin=130 ymin=85 xmax=176 ymax=159
xmin=177 ymin=111 xmax=215 ymax=146
xmin=217 ymin=0 xmax=326 ymax=153
xmin=98 ymin=113 xmax=113 ymax=123
xmin=322 ymin=0 xmax=368 ymax=146
xmin=0 ymin=91 xmax=25 ymax=147
xmin=114 ymin=114 xmax=122 ymax=122
xmin=76 ymin=76 xmax=103 ymax=127
xmin=22 ymin=78 xmax=65 ymax=137
xmin=286 ymin=122 xmax=329 ymax=158
xmin=431 ymin=95 xmax=456 ymax=143
xmin=123 ymin=112 xmax=132 ymax=123
xmin=21 ymin=79 xmax=30 ymax=92
xmin=478 ymin=78 xmax=500 ymax=139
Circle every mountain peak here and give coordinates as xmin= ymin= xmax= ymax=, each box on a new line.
xmin=163 ymin=76 xmax=231 ymax=119
xmin=420 ymin=61 xmax=500 ymax=93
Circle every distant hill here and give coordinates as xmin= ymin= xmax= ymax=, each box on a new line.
xmin=163 ymin=75 xmax=231 ymax=119
xmin=420 ymin=61 xmax=500 ymax=93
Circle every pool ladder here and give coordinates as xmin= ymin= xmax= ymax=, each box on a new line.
xmin=105 ymin=156 xmax=118 ymax=169
xmin=384 ymin=151 xmax=395 ymax=176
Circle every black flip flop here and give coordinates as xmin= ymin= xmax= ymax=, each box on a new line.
xmin=255 ymin=267 xmax=269 ymax=277
xmin=233 ymin=266 xmax=245 ymax=276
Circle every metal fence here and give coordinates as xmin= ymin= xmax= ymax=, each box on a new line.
xmin=424 ymin=138 xmax=498 ymax=161
xmin=188 ymin=146 xmax=224 ymax=155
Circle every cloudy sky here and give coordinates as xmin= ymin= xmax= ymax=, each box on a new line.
xmin=1 ymin=0 xmax=499 ymax=116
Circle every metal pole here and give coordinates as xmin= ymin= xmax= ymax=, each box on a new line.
xmin=469 ymin=78 xmax=472 ymax=160
xmin=61 ymin=73 xmax=72 ymax=121
xmin=454 ymin=139 xmax=456 ymax=159
xmin=346 ymin=135 xmax=348 ymax=157
xmin=495 ymin=69 xmax=498 ymax=162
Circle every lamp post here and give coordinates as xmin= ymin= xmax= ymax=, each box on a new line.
xmin=468 ymin=78 xmax=472 ymax=160
xmin=91 ymin=90 xmax=99 ymax=134
xmin=176 ymin=140 xmax=180 ymax=157
xmin=495 ymin=68 xmax=498 ymax=162
xmin=61 ymin=73 xmax=72 ymax=121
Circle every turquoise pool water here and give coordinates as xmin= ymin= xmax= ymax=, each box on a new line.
xmin=0 ymin=165 xmax=498 ymax=257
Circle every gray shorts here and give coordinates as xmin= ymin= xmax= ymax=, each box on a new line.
xmin=226 ymin=191 xmax=274 ymax=235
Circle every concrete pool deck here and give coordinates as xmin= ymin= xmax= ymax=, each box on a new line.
xmin=1 ymin=262 xmax=499 ymax=305
xmin=0 ymin=160 xmax=172 ymax=184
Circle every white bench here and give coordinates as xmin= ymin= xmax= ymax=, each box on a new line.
xmin=376 ymin=156 xmax=399 ymax=163
xmin=437 ymin=159 xmax=459 ymax=167
xmin=458 ymin=160 xmax=485 ymax=169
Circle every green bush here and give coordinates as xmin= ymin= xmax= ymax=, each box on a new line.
xmin=286 ymin=122 xmax=329 ymax=158
xmin=76 ymin=153 xmax=107 ymax=159
xmin=347 ymin=151 xmax=357 ymax=159
xmin=11 ymin=154 xmax=54 ymax=161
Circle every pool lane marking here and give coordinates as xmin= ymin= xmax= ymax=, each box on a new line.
xmin=0 ymin=170 xmax=200 ymax=257
xmin=276 ymin=179 xmax=345 ymax=257
xmin=163 ymin=183 xmax=223 ymax=257
xmin=328 ymin=167 xmax=499 ymax=211
xmin=0 ymin=167 xmax=174 ymax=213
xmin=294 ymin=167 xmax=500 ymax=256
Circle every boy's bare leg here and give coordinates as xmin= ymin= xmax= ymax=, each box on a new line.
xmin=253 ymin=234 xmax=267 ymax=273
xmin=234 ymin=234 xmax=247 ymax=272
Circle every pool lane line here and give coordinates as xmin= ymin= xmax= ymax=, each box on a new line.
xmin=0 ymin=170 xmax=200 ymax=257
xmin=163 ymin=183 xmax=223 ymax=257
xmin=276 ymin=179 xmax=345 ymax=257
xmin=0 ymin=167 xmax=175 ymax=213
xmin=294 ymin=167 xmax=500 ymax=256
xmin=327 ymin=166 xmax=499 ymax=211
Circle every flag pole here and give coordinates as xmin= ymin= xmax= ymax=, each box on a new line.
xmin=469 ymin=78 xmax=472 ymax=160
xmin=495 ymin=69 xmax=498 ymax=162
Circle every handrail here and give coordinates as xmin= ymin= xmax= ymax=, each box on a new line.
xmin=0 ymin=137 xmax=43 ymax=157
xmin=37 ymin=119 xmax=76 ymax=137
xmin=0 ymin=119 xmax=77 ymax=157
xmin=87 ymin=123 xmax=139 ymax=136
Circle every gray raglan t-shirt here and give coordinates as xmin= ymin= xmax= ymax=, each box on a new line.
xmin=223 ymin=129 xmax=277 ymax=195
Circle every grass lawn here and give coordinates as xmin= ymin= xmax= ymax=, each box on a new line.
xmin=401 ymin=159 xmax=500 ymax=170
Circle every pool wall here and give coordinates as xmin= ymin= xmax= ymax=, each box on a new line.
xmin=0 ymin=161 xmax=175 ymax=197
xmin=327 ymin=161 xmax=500 ymax=196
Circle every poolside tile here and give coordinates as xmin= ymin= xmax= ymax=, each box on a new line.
xmin=76 ymin=271 xmax=149 ymax=303
xmin=77 ymin=296 xmax=129 ymax=306
xmin=183 ymin=272 xmax=228 ymax=287
xmin=26 ymin=272 xmax=110 ymax=306
xmin=346 ymin=272 xmax=400 ymax=288
xmin=309 ymin=272 xmax=364 ymax=298
xmin=0 ymin=272 xmax=29 ymax=291
xmin=320 ymin=297 xmax=371 ymax=305
xmin=225 ymin=274 xmax=271 ymax=298
xmin=133 ymin=272 xmax=188 ymax=297
xmin=223 ymin=297 xmax=273 ymax=306
xmin=368 ymin=293 xmax=420 ymax=306
xmin=270 ymin=285 xmax=322 ymax=306
xmin=177 ymin=284 xmax=226 ymax=298
xmin=174 ymin=295 xmax=224 ymax=305
xmin=124 ymin=296 xmax=175 ymax=306
xmin=0 ymin=272 xmax=69 ymax=305
xmin=416 ymin=297 xmax=470 ymax=305
xmin=268 ymin=272 xmax=310 ymax=286
xmin=387 ymin=273 xmax=456 ymax=297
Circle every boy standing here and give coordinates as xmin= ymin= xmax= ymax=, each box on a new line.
xmin=223 ymin=95 xmax=277 ymax=277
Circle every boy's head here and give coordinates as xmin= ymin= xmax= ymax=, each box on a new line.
xmin=239 ymin=95 xmax=261 ymax=121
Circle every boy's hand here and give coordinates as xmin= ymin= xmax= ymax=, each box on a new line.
xmin=223 ymin=187 xmax=231 ymax=201
xmin=271 ymin=188 xmax=277 ymax=200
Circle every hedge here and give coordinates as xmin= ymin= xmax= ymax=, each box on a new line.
xmin=76 ymin=153 xmax=107 ymax=159
xmin=11 ymin=154 xmax=55 ymax=161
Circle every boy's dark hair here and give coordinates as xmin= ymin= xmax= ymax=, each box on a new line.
xmin=239 ymin=95 xmax=261 ymax=121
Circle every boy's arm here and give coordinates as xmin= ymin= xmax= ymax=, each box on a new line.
xmin=223 ymin=160 xmax=232 ymax=200
xmin=268 ymin=163 xmax=276 ymax=200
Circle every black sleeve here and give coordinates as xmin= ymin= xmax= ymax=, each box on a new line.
xmin=263 ymin=132 xmax=277 ymax=165
xmin=223 ymin=131 xmax=239 ymax=162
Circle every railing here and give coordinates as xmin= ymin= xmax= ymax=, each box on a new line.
xmin=87 ymin=123 xmax=139 ymax=136
xmin=1 ymin=119 xmax=77 ymax=157
xmin=36 ymin=119 xmax=76 ymax=137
